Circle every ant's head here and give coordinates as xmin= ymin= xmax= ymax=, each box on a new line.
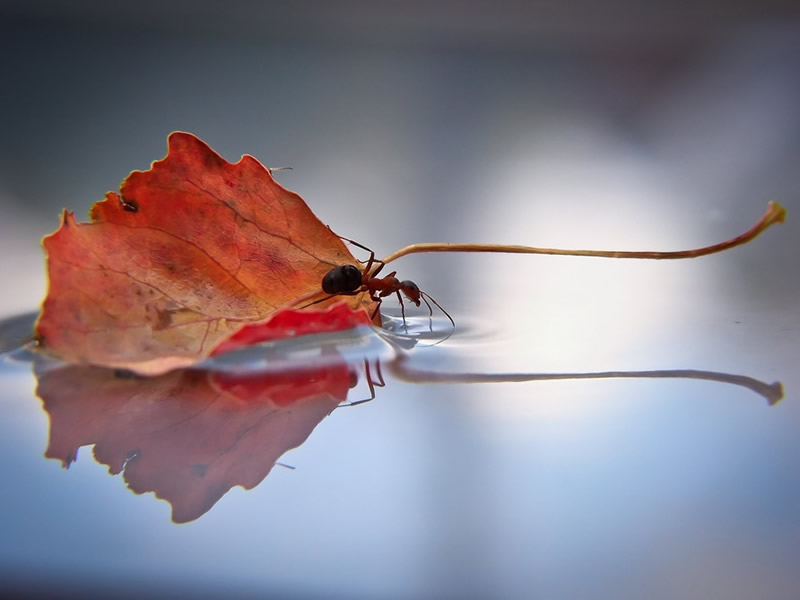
xmin=399 ymin=280 xmax=422 ymax=307
xmin=322 ymin=264 xmax=362 ymax=295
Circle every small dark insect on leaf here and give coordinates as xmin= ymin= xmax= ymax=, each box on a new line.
xmin=118 ymin=195 xmax=138 ymax=212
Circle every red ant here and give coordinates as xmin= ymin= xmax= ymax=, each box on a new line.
xmin=307 ymin=233 xmax=454 ymax=331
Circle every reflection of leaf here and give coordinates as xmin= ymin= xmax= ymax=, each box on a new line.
xmin=37 ymin=363 xmax=350 ymax=523
xmin=35 ymin=132 xmax=375 ymax=376
xmin=25 ymin=297 xmax=782 ymax=525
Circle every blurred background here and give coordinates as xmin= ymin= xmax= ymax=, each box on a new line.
xmin=1 ymin=2 xmax=799 ymax=599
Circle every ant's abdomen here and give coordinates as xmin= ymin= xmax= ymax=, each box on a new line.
xmin=322 ymin=264 xmax=362 ymax=294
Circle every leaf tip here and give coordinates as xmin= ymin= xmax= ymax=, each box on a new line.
xmin=166 ymin=131 xmax=225 ymax=171
xmin=167 ymin=130 xmax=194 ymax=148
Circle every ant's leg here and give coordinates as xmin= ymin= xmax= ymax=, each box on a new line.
xmin=364 ymin=360 xmax=377 ymax=401
xmin=340 ymin=360 xmax=386 ymax=406
xmin=358 ymin=248 xmax=384 ymax=278
xmin=299 ymin=289 xmax=359 ymax=310
xmin=332 ymin=231 xmax=374 ymax=255
xmin=361 ymin=359 xmax=382 ymax=404
xmin=369 ymin=297 xmax=383 ymax=321
xmin=328 ymin=227 xmax=385 ymax=277
xmin=298 ymin=294 xmax=336 ymax=309
xmin=394 ymin=290 xmax=408 ymax=331
xmin=371 ymin=359 xmax=386 ymax=388
xmin=342 ymin=361 xmax=375 ymax=406
xmin=368 ymin=258 xmax=386 ymax=278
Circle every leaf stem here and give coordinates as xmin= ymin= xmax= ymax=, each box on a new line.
xmin=380 ymin=201 xmax=786 ymax=266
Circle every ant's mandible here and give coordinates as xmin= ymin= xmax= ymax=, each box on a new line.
xmin=310 ymin=233 xmax=454 ymax=329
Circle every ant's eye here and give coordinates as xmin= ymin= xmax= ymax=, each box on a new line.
xmin=322 ymin=264 xmax=362 ymax=294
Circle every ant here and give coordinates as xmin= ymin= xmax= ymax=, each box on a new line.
xmin=306 ymin=233 xmax=454 ymax=331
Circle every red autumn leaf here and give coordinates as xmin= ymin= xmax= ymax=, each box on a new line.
xmin=37 ymin=360 xmax=353 ymax=523
xmin=35 ymin=132 xmax=376 ymax=375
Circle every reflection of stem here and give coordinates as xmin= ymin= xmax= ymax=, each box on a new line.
xmin=388 ymin=356 xmax=784 ymax=406
xmin=380 ymin=201 xmax=786 ymax=266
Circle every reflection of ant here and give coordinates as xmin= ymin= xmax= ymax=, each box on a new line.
xmin=339 ymin=359 xmax=386 ymax=407
xmin=307 ymin=233 xmax=455 ymax=330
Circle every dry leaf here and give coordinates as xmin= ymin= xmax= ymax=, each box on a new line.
xmin=36 ymin=133 xmax=375 ymax=375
